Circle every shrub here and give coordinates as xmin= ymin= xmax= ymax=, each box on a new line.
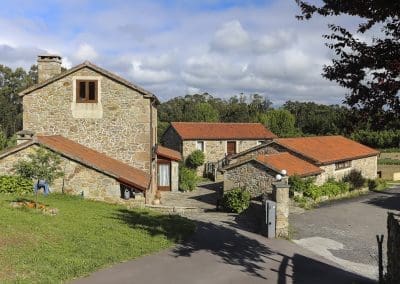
xmin=185 ymin=150 xmax=205 ymax=169
xmin=288 ymin=175 xmax=315 ymax=194
xmin=222 ymin=188 xmax=251 ymax=213
xmin=303 ymin=184 xmax=321 ymax=200
xmin=342 ymin=170 xmax=366 ymax=190
xmin=0 ymin=175 xmax=33 ymax=195
xmin=368 ymin=179 xmax=388 ymax=191
xmin=179 ymin=166 xmax=198 ymax=192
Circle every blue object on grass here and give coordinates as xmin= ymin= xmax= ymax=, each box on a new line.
xmin=34 ymin=180 xmax=51 ymax=195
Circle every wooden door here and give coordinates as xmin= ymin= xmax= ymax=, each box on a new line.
xmin=227 ymin=141 xmax=237 ymax=155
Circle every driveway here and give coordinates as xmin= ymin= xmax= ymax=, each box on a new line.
xmin=291 ymin=185 xmax=400 ymax=280
xmin=74 ymin=212 xmax=373 ymax=284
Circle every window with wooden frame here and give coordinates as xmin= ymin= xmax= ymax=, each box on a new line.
xmin=76 ymin=80 xmax=98 ymax=103
xmin=335 ymin=160 xmax=351 ymax=170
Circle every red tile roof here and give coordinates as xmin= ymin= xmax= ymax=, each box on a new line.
xmin=256 ymin=152 xmax=323 ymax=177
xmin=156 ymin=145 xmax=182 ymax=161
xmin=275 ymin=136 xmax=379 ymax=165
xmin=170 ymin=122 xmax=277 ymax=140
xmin=36 ymin=136 xmax=150 ymax=190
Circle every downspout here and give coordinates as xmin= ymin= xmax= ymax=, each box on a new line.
xmin=149 ymin=98 xmax=154 ymax=204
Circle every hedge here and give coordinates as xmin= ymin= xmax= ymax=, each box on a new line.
xmin=0 ymin=175 xmax=33 ymax=195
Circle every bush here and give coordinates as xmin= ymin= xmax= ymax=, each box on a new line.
xmin=368 ymin=179 xmax=388 ymax=191
xmin=342 ymin=170 xmax=366 ymax=190
xmin=0 ymin=175 xmax=33 ymax=195
xmin=179 ymin=166 xmax=198 ymax=192
xmin=222 ymin=188 xmax=251 ymax=213
xmin=288 ymin=175 xmax=314 ymax=194
xmin=185 ymin=150 xmax=205 ymax=169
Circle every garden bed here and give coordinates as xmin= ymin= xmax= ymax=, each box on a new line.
xmin=0 ymin=193 xmax=195 ymax=282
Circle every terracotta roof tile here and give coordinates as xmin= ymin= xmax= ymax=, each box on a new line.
xmin=156 ymin=145 xmax=182 ymax=161
xmin=170 ymin=122 xmax=277 ymax=140
xmin=276 ymin=136 xmax=379 ymax=165
xmin=36 ymin=136 xmax=150 ymax=190
xmin=256 ymin=152 xmax=323 ymax=177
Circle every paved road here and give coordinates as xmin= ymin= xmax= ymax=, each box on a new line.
xmin=74 ymin=214 xmax=373 ymax=284
xmin=291 ymin=185 xmax=400 ymax=280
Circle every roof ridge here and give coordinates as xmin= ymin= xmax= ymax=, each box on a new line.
xmin=19 ymin=61 xmax=159 ymax=103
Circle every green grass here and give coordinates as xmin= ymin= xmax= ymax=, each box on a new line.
xmin=378 ymin=158 xmax=400 ymax=165
xmin=0 ymin=193 xmax=195 ymax=283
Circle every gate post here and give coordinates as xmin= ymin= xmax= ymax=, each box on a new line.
xmin=272 ymin=176 xmax=290 ymax=238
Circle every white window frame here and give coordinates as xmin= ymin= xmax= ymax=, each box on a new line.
xmin=196 ymin=141 xmax=205 ymax=152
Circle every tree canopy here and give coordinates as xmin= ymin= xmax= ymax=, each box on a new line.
xmin=296 ymin=0 xmax=400 ymax=130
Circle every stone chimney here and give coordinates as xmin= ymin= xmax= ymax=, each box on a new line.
xmin=16 ymin=130 xmax=35 ymax=145
xmin=37 ymin=55 xmax=62 ymax=83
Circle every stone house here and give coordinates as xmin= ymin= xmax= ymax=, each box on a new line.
xmin=222 ymin=152 xmax=322 ymax=197
xmin=162 ymin=122 xmax=277 ymax=175
xmin=222 ymin=135 xmax=379 ymax=196
xmin=0 ymin=54 xmax=178 ymax=204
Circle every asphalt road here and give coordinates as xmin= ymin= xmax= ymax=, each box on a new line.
xmin=291 ymin=185 xmax=400 ymax=280
xmin=73 ymin=216 xmax=373 ymax=284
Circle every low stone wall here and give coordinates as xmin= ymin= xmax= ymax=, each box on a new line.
xmin=386 ymin=212 xmax=400 ymax=283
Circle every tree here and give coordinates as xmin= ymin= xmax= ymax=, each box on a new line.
xmin=13 ymin=146 xmax=64 ymax=207
xmin=283 ymin=101 xmax=351 ymax=135
xmin=0 ymin=64 xmax=38 ymax=138
xmin=190 ymin=102 xmax=219 ymax=122
xmin=13 ymin=147 xmax=64 ymax=185
xmin=296 ymin=0 xmax=400 ymax=130
xmin=258 ymin=109 xmax=301 ymax=137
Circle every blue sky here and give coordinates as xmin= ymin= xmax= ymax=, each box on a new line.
xmin=0 ymin=0 xmax=351 ymax=104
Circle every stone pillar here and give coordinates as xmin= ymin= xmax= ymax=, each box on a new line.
xmin=37 ymin=55 xmax=62 ymax=83
xmin=272 ymin=177 xmax=289 ymax=238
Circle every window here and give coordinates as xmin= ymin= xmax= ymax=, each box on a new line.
xmin=335 ymin=160 xmax=351 ymax=170
xmin=196 ymin=141 xmax=204 ymax=152
xmin=76 ymin=80 xmax=98 ymax=103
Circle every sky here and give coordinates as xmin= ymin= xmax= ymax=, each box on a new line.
xmin=0 ymin=0 xmax=359 ymax=105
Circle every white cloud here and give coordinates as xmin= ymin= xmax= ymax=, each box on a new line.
xmin=129 ymin=60 xmax=175 ymax=84
xmin=75 ymin=43 xmax=98 ymax=61
xmin=211 ymin=20 xmax=250 ymax=52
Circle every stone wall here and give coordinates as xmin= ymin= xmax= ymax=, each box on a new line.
xmin=0 ymin=145 xmax=145 ymax=205
xmin=315 ymin=156 xmax=377 ymax=185
xmin=387 ymin=212 xmax=400 ymax=284
xmin=182 ymin=139 xmax=264 ymax=176
xmin=224 ymin=160 xmax=275 ymax=197
xmin=162 ymin=127 xmax=182 ymax=152
xmin=171 ymin=160 xmax=179 ymax=192
xmin=23 ymin=67 xmax=154 ymax=173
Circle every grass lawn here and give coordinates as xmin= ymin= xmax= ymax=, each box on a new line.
xmin=0 ymin=193 xmax=195 ymax=283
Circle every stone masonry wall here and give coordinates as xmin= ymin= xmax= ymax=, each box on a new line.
xmin=224 ymin=161 xmax=275 ymax=197
xmin=182 ymin=139 xmax=265 ymax=176
xmin=315 ymin=156 xmax=377 ymax=185
xmin=162 ymin=127 xmax=182 ymax=153
xmin=0 ymin=145 xmax=144 ymax=205
xmin=23 ymin=67 xmax=153 ymax=173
